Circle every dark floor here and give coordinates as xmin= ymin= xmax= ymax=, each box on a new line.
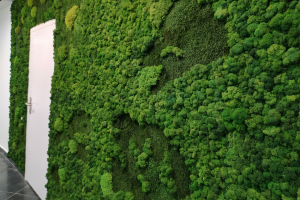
xmin=0 ymin=147 xmax=41 ymax=200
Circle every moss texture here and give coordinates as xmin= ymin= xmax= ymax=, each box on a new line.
xmin=65 ymin=5 xmax=79 ymax=30
xmin=112 ymin=115 xmax=192 ymax=200
xmin=8 ymin=0 xmax=300 ymax=199
xmin=142 ymin=0 xmax=230 ymax=94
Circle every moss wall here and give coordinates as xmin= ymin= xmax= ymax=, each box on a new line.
xmin=8 ymin=0 xmax=300 ymax=199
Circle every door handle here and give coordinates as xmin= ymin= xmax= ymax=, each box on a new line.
xmin=25 ymin=97 xmax=32 ymax=114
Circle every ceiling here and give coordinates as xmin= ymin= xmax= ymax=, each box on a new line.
xmin=0 ymin=0 xmax=13 ymax=12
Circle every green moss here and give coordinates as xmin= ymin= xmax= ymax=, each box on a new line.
xmin=137 ymin=65 xmax=164 ymax=90
xmin=231 ymin=43 xmax=244 ymax=55
xmin=112 ymin=115 xmax=191 ymax=200
xmin=31 ymin=7 xmax=37 ymax=18
xmin=142 ymin=0 xmax=230 ymax=94
xmin=57 ymin=45 xmax=67 ymax=61
xmin=68 ymin=140 xmax=78 ymax=154
xmin=28 ymin=0 xmax=34 ymax=7
xmin=12 ymin=142 xmax=17 ymax=150
xmin=69 ymin=47 xmax=79 ymax=61
xmin=65 ymin=6 xmax=79 ymax=30
xmin=58 ymin=167 xmax=66 ymax=184
xmin=100 ymin=172 xmax=113 ymax=198
xmin=161 ymin=46 xmax=185 ymax=58
xmin=12 ymin=86 xmax=17 ymax=94
xmin=214 ymin=6 xmax=229 ymax=20
xmin=15 ymin=26 xmax=21 ymax=34
xmin=51 ymin=167 xmax=60 ymax=186
xmin=150 ymin=0 xmax=173 ymax=29
xmin=14 ymin=107 xmax=21 ymax=125
xmin=54 ymin=0 xmax=62 ymax=9
xmin=54 ymin=118 xmax=63 ymax=132
xmin=67 ymin=112 xmax=91 ymax=162
xmin=10 ymin=0 xmax=300 ymax=199
xmin=68 ymin=111 xmax=92 ymax=137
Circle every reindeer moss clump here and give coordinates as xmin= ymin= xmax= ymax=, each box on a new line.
xmin=70 ymin=48 xmax=79 ymax=61
xmin=54 ymin=118 xmax=63 ymax=132
xmin=15 ymin=26 xmax=21 ymax=34
xmin=65 ymin=6 xmax=79 ymax=30
xmin=150 ymin=0 xmax=173 ymax=29
xmin=100 ymin=172 xmax=113 ymax=198
xmin=31 ymin=7 xmax=37 ymax=18
xmin=28 ymin=0 xmax=34 ymax=7
xmin=137 ymin=65 xmax=164 ymax=90
xmin=68 ymin=140 xmax=78 ymax=154
xmin=58 ymin=45 xmax=67 ymax=61
xmin=161 ymin=46 xmax=185 ymax=58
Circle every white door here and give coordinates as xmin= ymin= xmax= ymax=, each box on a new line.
xmin=25 ymin=19 xmax=56 ymax=200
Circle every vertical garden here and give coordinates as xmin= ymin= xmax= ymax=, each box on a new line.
xmin=8 ymin=0 xmax=300 ymax=199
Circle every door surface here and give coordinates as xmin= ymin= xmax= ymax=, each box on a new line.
xmin=25 ymin=19 xmax=56 ymax=200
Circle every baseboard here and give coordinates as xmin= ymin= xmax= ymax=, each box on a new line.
xmin=0 ymin=145 xmax=8 ymax=154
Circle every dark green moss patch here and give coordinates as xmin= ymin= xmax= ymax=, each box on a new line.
xmin=112 ymin=115 xmax=191 ymax=200
xmin=141 ymin=0 xmax=230 ymax=94
xmin=68 ymin=111 xmax=91 ymax=161
xmin=68 ymin=111 xmax=92 ymax=138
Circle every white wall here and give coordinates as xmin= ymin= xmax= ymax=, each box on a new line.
xmin=0 ymin=1 xmax=13 ymax=153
